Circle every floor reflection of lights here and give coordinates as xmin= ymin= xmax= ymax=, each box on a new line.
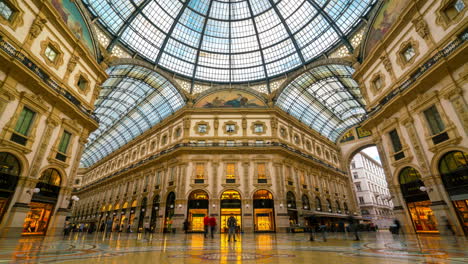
xmin=0 ymin=232 xmax=466 ymax=263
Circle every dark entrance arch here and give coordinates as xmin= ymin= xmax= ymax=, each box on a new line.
xmin=286 ymin=191 xmax=298 ymax=226
xmin=253 ymin=190 xmax=275 ymax=232
xmin=0 ymin=152 xmax=21 ymax=224
xmin=164 ymin=192 xmax=175 ymax=233
xmin=399 ymin=167 xmax=438 ymax=233
xmin=138 ymin=197 xmax=147 ymax=232
xmin=220 ymin=190 xmax=241 ymax=233
xmin=187 ymin=190 xmax=209 ymax=232
xmin=438 ymin=151 xmax=468 ymax=235
xmin=23 ymin=168 xmax=62 ymax=235
xmin=150 ymin=195 xmax=160 ymax=232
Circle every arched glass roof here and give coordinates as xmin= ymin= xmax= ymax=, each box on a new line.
xmin=276 ymin=64 xmax=366 ymax=142
xmin=83 ymin=0 xmax=375 ymax=85
xmin=80 ymin=64 xmax=185 ymax=168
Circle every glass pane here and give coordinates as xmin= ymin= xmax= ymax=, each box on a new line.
xmin=82 ymin=0 xmax=375 ymax=83
xmin=58 ymin=131 xmax=72 ymax=154
xmin=389 ymin=129 xmax=402 ymax=152
xmin=0 ymin=1 xmax=13 ymax=20
xmin=14 ymin=107 xmax=36 ymax=136
xmin=423 ymin=105 xmax=445 ymax=135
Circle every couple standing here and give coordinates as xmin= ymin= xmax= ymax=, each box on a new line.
xmin=204 ymin=215 xmax=217 ymax=238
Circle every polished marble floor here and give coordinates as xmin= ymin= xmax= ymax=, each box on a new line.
xmin=0 ymin=231 xmax=466 ymax=263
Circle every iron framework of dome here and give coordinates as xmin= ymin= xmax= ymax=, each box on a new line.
xmin=83 ymin=0 xmax=375 ymax=86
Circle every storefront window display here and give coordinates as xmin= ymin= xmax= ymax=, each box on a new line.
xmin=22 ymin=202 xmax=53 ymax=235
xmin=253 ymin=190 xmax=275 ymax=232
xmin=407 ymin=201 xmax=438 ymax=232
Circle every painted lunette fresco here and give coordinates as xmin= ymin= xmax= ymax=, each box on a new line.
xmin=51 ymin=0 xmax=96 ymax=56
xmin=195 ymin=90 xmax=267 ymax=108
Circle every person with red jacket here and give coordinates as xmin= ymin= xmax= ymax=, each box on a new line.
xmin=203 ymin=215 xmax=210 ymax=238
xmin=209 ymin=217 xmax=217 ymax=238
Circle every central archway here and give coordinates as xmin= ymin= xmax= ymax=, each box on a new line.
xmin=187 ymin=190 xmax=209 ymax=232
xmin=253 ymin=190 xmax=275 ymax=232
xmin=220 ymin=190 xmax=242 ymax=233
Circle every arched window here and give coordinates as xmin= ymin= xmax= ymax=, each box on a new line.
xmin=302 ymin=195 xmax=310 ymax=210
xmin=438 ymin=151 xmax=468 ymax=193
xmin=189 ymin=190 xmax=209 ymax=200
xmin=286 ymin=191 xmax=296 ymax=209
xmin=399 ymin=167 xmax=422 ymax=184
xmin=39 ymin=168 xmax=61 ymax=186
xmin=326 ymin=199 xmax=332 ymax=212
xmin=253 ymin=190 xmax=273 ymax=200
xmin=0 ymin=152 xmax=21 ymax=176
xmin=315 ymin=197 xmax=322 ymax=211
xmin=336 ymin=201 xmax=341 ymax=213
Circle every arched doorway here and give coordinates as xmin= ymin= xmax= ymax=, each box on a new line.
xmin=438 ymin=151 xmax=468 ymax=235
xmin=399 ymin=167 xmax=438 ymax=233
xmin=150 ymin=195 xmax=160 ymax=232
xmin=253 ymin=190 xmax=275 ymax=232
xmin=0 ymin=152 xmax=21 ymax=223
xmin=286 ymin=191 xmax=298 ymax=226
xmin=23 ymin=168 xmax=61 ymax=235
xmin=315 ymin=197 xmax=322 ymax=211
xmin=128 ymin=200 xmax=138 ymax=232
xmin=138 ymin=197 xmax=147 ymax=232
xmin=164 ymin=192 xmax=175 ymax=233
xmin=302 ymin=195 xmax=310 ymax=210
xmin=220 ymin=190 xmax=241 ymax=233
xmin=187 ymin=190 xmax=209 ymax=232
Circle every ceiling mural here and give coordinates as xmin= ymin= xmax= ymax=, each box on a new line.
xmin=51 ymin=0 xmax=96 ymax=56
xmin=194 ymin=90 xmax=267 ymax=108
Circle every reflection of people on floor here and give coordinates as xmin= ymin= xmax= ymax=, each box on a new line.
xmin=227 ymin=214 xmax=237 ymax=242
xmin=183 ymin=219 xmax=189 ymax=234
xmin=209 ymin=217 xmax=217 ymax=238
xmin=203 ymin=215 xmax=210 ymax=238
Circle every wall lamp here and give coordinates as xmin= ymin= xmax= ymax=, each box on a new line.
xmin=26 ymin=188 xmax=40 ymax=195
xmin=178 ymin=204 xmax=182 ymax=208
xmin=245 ymin=204 xmax=250 ymax=208
xmin=279 ymin=203 xmax=284 ymax=208
xmin=67 ymin=195 xmax=80 ymax=202
xmin=419 ymin=186 xmax=433 ymax=192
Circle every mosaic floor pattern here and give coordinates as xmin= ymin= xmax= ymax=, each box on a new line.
xmin=0 ymin=232 xmax=466 ymax=263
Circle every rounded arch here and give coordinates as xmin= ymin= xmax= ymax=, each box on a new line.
xmin=392 ymin=163 xmax=425 ymax=187
xmin=186 ymin=189 xmax=211 ymax=199
xmin=315 ymin=196 xmax=322 ymax=210
xmin=218 ymin=187 xmax=244 ymax=199
xmin=430 ymin=146 xmax=468 ymax=176
xmin=220 ymin=189 xmax=242 ymax=200
xmin=188 ymin=189 xmax=209 ymax=200
xmin=152 ymin=194 xmax=161 ymax=204
xmin=166 ymin=192 xmax=176 ymax=205
xmin=0 ymin=148 xmax=29 ymax=176
xmin=253 ymin=189 xmax=274 ymax=200
xmin=286 ymin=191 xmax=296 ymax=209
xmin=109 ymin=58 xmax=189 ymax=100
xmin=275 ymin=58 xmax=354 ymax=96
xmin=343 ymin=141 xmax=378 ymax=171
xmin=251 ymin=188 xmax=275 ymax=200
xmin=37 ymin=166 xmax=67 ymax=187
xmin=38 ymin=168 xmax=63 ymax=186
xmin=436 ymin=149 xmax=468 ymax=197
xmin=301 ymin=194 xmax=310 ymax=210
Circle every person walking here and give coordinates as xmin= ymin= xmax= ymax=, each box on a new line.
xmin=227 ymin=214 xmax=237 ymax=242
xmin=203 ymin=215 xmax=210 ymax=238
xmin=209 ymin=216 xmax=217 ymax=238
xmin=348 ymin=215 xmax=360 ymax=241
xmin=319 ymin=223 xmax=327 ymax=242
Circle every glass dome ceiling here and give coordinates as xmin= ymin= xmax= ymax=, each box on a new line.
xmin=80 ymin=64 xmax=185 ymax=168
xmin=83 ymin=0 xmax=375 ymax=84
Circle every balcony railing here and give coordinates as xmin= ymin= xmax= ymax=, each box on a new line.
xmin=77 ymin=141 xmax=347 ymax=191
xmin=0 ymin=36 xmax=98 ymax=122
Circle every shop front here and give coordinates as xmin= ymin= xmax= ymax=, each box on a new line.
xmin=286 ymin=191 xmax=298 ymax=226
xmin=187 ymin=190 xmax=209 ymax=232
xmin=438 ymin=151 xmax=468 ymax=235
xmin=22 ymin=168 xmax=62 ymax=235
xmin=399 ymin=167 xmax=438 ymax=233
xmin=0 ymin=153 xmax=20 ymax=224
xmin=253 ymin=190 xmax=275 ymax=232
xmin=220 ymin=190 xmax=241 ymax=233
